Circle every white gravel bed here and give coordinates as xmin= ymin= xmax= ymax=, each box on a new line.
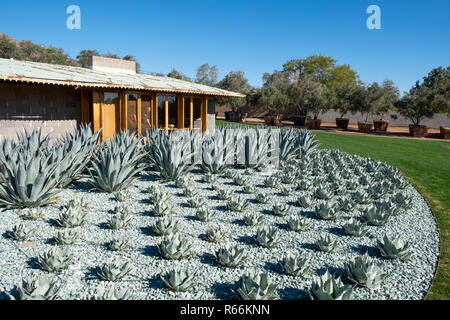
xmin=0 ymin=158 xmax=440 ymax=300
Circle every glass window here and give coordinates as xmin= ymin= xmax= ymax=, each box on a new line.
xmin=141 ymin=95 xmax=152 ymax=133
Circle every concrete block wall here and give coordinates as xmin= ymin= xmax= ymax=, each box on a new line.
xmin=0 ymin=83 xmax=81 ymax=140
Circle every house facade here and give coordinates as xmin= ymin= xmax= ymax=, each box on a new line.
xmin=0 ymin=57 xmax=244 ymax=140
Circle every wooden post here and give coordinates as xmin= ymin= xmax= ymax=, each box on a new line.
xmin=165 ymin=95 xmax=169 ymax=134
xmin=120 ymin=91 xmax=128 ymax=132
xmin=201 ymin=96 xmax=208 ymax=132
xmin=81 ymin=90 xmax=90 ymax=125
xmin=153 ymin=95 xmax=158 ymax=129
xmin=190 ymin=95 xmax=194 ymax=130
xmin=177 ymin=95 xmax=185 ymax=129
xmin=92 ymin=91 xmax=101 ymax=134
xmin=137 ymin=94 xmax=142 ymax=135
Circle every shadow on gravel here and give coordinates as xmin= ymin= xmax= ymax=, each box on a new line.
xmin=211 ymin=282 xmax=236 ymax=300
xmin=147 ymin=275 xmax=166 ymax=290
xmin=274 ymin=222 xmax=289 ymax=231
xmin=231 ymin=219 xmax=245 ymax=227
xmin=326 ymin=226 xmax=346 ymax=236
xmin=140 ymin=226 xmax=155 ymax=236
xmin=300 ymin=243 xmax=317 ymax=251
xmin=351 ymin=244 xmax=377 ymax=256
xmin=316 ymin=265 xmax=345 ymax=278
xmin=237 ymin=235 xmax=255 ymax=246
xmin=199 ymin=252 xmax=220 ymax=267
xmin=142 ymin=245 xmax=160 ymax=258
xmin=278 ymin=287 xmax=309 ymax=300
xmin=299 ymin=210 xmax=315 ymax=219
xmin=264 ymin=261 xmax=283 ymax=274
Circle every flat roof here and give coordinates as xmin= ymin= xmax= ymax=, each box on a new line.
xmin=0 ymin=58 xmax=245 ymax=98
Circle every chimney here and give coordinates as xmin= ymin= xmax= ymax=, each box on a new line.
xmin=88 ymin=56 xmax=136 ymax=75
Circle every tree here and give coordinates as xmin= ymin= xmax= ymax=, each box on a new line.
xmin=260 ymin=70 xmax=291 ymax=115
xmin=0 ymin=35 xmax=23 ymax=59
xmin=196 ymin=63 xmax=218 ymax=86
xmin=421 ymin=67 xmax=450 ymax=114
xmin=76 ymin=50 xmax=100 ymax=67
xmin=353 ymin=83 xmax=385 ymax=123
xmin=373 ymin=80 xmax=399 ymax=120
xmin=216 ymin=71 xmax=252 ymax=112
xmin=396 ymin=84 xmax=435 ymax=126
xmin=333 ymin=82 xmax=360 ymax=119
xmin=290 ymin=76 xmax=330 ymax=120
xmin=167 ymin=68 xmax=191 ymax=81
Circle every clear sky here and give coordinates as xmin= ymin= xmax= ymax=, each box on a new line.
xmin=0 ymin=0 xmax=449 ymax=94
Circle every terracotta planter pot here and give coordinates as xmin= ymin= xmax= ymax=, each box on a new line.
xmin=409 ymin=125 xmax=428 ymax=137
xmin=373 ymin=120 xmax=389 ymax=132
xmin=224 ymin=111 xmax=240 ymax=122
xmin=306 ymin=119 xmax=322 ymax=130
xmin=264 ymin=115 xmax=283 ymax=126
xmin=293 ymin=116 xmax=307 ymax=127
xmin=440 ymin=127 xmax=450 ymax=140
xmin=358 ymin=122 xmax=372 ymax=133
xmin=335 ymin=118 xmax=349 ymax=130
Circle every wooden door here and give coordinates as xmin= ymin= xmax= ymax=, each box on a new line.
xmin=101 ymin=93 xmax=118 ymax=141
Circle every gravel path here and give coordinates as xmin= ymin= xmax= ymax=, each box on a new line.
xmin=0 ymin=151 xmax=440 ymax=300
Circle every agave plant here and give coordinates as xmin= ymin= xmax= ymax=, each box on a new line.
xmin=196 ymin=206 xmax=216 ymax=222
xmin=227 ymin=196 xmax=250 ymax=212
xmin=314 ymin=203 xmax=340 ymax=221
xmin=376 ymin=234 xmax=412 ymax=261
xmin=112 ymin=204 xmax=130 ymax=215
xmin=391 ymin=192 xmax=412 ymax=210
xmin=216 ymin=244 xmax=247 ymax=268
xmin=201 ymin=173 xmax=217 ymax=184
xmin=54 ymin=229 xmax=79 ymax=245
xmin=152 ymin=216 xmax=181 ymax=236
xmin=255 ymin=225 xmax=281 ymax=248
xmin=279 ymin=128 xmax=301 ymax=162
xmin=287 ymin=216 xmax=311 ymax=232
xmin=204 ymin=228 xmax=226 ymax=243
xmin=21 ymin=209 xmax=43 ymax=221
xmin=351 ymin=190 xmax=370 ymax=205
xmin=8 ymin=223 xmax=37 ymax=241
xmin=158 ymin=234 xmax=192 ymax=260
xmin=217 ymin=189 xmax=233 ymax=201
xmin=343 ymin=218 xmax=370 ymax=237
xmin=374 ymin=200 xmax=402 ymax=216
xmin=233 ymin=175 xmax=249 ymax=187
xmin=200 ymin=132 xmax=234 ymax=174
xmin=309 ymin=271 xmax=353 ymax=300
xmin=242 ymin=185 xmax=257 ymax=194
xmin=297 ymin=129 xmax=319 ymax=159
xmin=187 ymin=197 xmax=207 ymax=209
xmin=263 ymin=176 xmax=280 ymax=189
xmin=64 ymin=198 xmax=89 ymax=211
xmin=296 ymin=180 xmax=310 ymax=191
xmin=152 ymin=200 xmax=174 ymax=217
xmin=255 ymin=192 xmax=270 ymax=204
xmin=296 ymin=195 xmax=311 ymax=208
xmin=12 ymin=273 xmax=60 ymax=300
xmin=280 ymin=253 xmax=311 ymax=277
xmin=107 ymin=212 xmax=132 ymax=230
xmin=313 ymin=187 xmax=333 ymax=200
xmin=96 ymin=284 xmax=130 ymax=300
xmin=108 ymin=235 xmax=130 ymax=251
xmin=315 ymin=234 xmax=337 ymax=252
xmin=113 ymin=190 xmax=132 ymax=202
xmin=335 ymin=197 xmax=355 ymax=212
xmin=280 ymin=172 xmax=296 ymax=185
xmin=88 ymin=132 xmax=145 ymax=192
xmin=235 ymin=269 xmax=277 ymax=300
xmin=97 ymin=257 xmax=133 ymax=281
xmin=37 ymin=246 xmax=73 ymax=273
xmin=271 ymin=202 xmax=291 ymax=216
xmin=243 ymin=212 xmax=264 ymax=226
xmin=183 ymin=186 xmax=198 ymax=198
xmin=175 ymin=177 xmax=189 ymax=189
xmin=224 ymin=169 xmax=237 ymax=179
xmin=345 ymin=253 xmax=387 ymax=290
xmin=362 ymin=206 xmax=391 ymax=226
xmin=56 ymin=207 xmax=88 ymax=228
xmin=279 ymin=186 xmax=293 ymax=196
xmin=161 ymin=267 xmax=195 ymax=292
xmin=146 ymin=130 xmax=198 ymax=181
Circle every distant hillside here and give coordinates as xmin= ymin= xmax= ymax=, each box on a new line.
xmin=0 ymin=33 xmax=141 ymax=71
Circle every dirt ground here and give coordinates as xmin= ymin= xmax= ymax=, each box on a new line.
xmin=218 ymin=116 xmax=448 ymax=141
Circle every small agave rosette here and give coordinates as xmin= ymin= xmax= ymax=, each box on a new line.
xmin=376 ymin=234 xmax=412 ymax=261
xmin=309 ymin=271 xmax=353 ymax=300
xmin=279 ymin=252 xmax=311 ymax=277
xmin=14 ymin=273 xmax=60 ymax=300
xmin=216 ymin=244 xmax=247 ymax=268
xmin=158 ymin=234 xmax=192 ymax=260
xmin=344 ymin=253 xmax=387 ymax=290
xmin=161 ymin=267 xmax=195 ymax=292
xmin=236 ymin=269 xmax=278 ymax=300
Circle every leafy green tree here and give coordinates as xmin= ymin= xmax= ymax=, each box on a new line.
xmin=216 ymin=70 xmax=252 ymax=112
xmin=373 ymin=80 xmax=399 ymax=120
xmin=396 ymin=84 xmax=434 ymax=126
xmin=333 ymin=82 xmax=360 ymax=118
xmin=421 ymin=67 xmax=450 ymax=114
xmin=0 ymin=35 xmax=23 ymax=59
xmin=167 ymin=68 xmax=191 ymax=81
xmin=260 ymin=70 xmax=291 ymax=115
xmin=196 ymin=63 xmax=218 ymax=86
xmin=76 ymin=50 xmax=100 ymax=67
xmin=290 ymin=76 xmax=330 ymax=120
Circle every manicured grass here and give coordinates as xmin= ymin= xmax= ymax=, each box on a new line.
xmin=313 ymin=131 xmax=450 ymax=300
xmin=216 ymin=120 xmax=450 ymax=299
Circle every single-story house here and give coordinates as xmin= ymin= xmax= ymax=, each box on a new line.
xmin=0 ymin=56 xmax=244 ymax=140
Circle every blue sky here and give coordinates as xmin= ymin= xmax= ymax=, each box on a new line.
xmin=0 ymin=0 xmax=449 ymax=94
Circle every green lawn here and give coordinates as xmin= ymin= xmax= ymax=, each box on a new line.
xmin=217 ymin=120 xmax=450 ymax=299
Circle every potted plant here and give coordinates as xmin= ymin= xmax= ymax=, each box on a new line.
xmin=354 ymin=83 xmax=386 ymax=134
xmin=260 ymin=85 xmax=289 ymax=126
xmin=395 ymin=84 xmax=435 ymax=137
xmin=334 ymin=83 xmax=359 ymax=130
xmin=372 ymin=80 xmax=399 ymax=132
xmin=440 ymin=126 xmax=450 ymax=139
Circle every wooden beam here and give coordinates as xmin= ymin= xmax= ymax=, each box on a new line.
xmin=137 ymin=94 xmax=142 ymax=135
xmin=165 ymin=95 xmax=169 ymax=134
xmin=81 ymin=90 xmax=90 ymax=125
xmin=92 ymin=91 xmax=101 ymax=134
xmin=190 ymin=95 xmax=194 ymax=130
xmin=153 ymin=95 xmax=158 ymax=129
xmin=201 ymin=96 xmax=208 ymax=132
